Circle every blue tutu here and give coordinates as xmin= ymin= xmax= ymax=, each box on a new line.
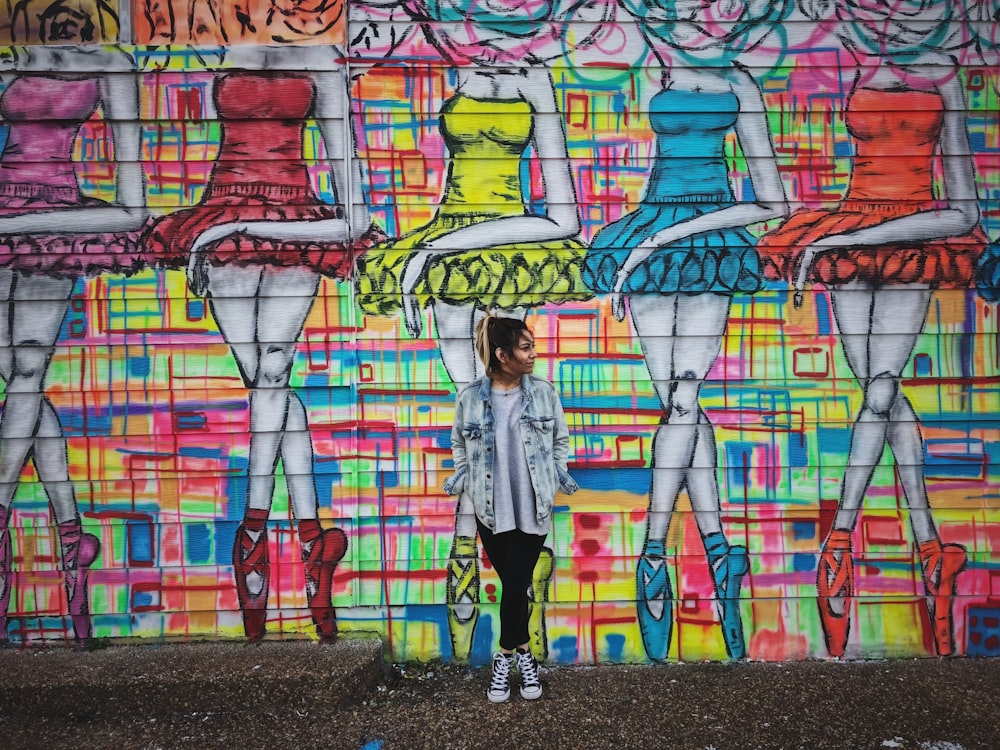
xmin=584 ymin=199 xmax=762 ymax=295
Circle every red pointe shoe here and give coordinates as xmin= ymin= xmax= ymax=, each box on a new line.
xmin=816 ymin=529 xmax=854 ymax=658
xmin=299 ymin=521 xmax=347 ymax=644
xmin=919 ymin=540 xmax=967 ymax=656
xmin=233 ymin=521 xmax=270 ymax=643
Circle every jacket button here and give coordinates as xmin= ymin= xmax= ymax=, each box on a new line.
xmin=486 ymin=474 xmax=491 ymax=479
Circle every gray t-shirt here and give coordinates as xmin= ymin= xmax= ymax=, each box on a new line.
xmin=491 ymin=386 xmax=548 ymax=535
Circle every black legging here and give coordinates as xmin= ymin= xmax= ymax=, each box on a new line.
xmin=477 ymin=520 xmax=547 ymax=651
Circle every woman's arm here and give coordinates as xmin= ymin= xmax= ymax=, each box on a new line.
xmin=451 ymin=393 xmax=468 ymax=471
xmin=314 ymin=63 xmax=372 ymax=236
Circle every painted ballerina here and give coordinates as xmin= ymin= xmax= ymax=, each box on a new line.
xmin=0 ymin=33 xmax=146 ymax=645
xmin=583 ymin=0 xmax=791 ymax=661
xmin=143 ymin=32 xmax=382 ymax=643
xmin=759 ymin=0 xmax=987 ymax=657
xmin=352 ymin=0 xmax=607 ymax=659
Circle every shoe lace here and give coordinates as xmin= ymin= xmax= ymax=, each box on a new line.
xmin=490 ymin=654 xmax=511 ymax=692
xmin=517 ymin=650 xmax=540 ymax=687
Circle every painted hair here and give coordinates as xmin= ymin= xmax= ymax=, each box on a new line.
xmin=961 ymin=0 xmax=1000 ymax=62
xmin=405 ymin=0 xmax=618 ymax=65
xmin=625 ymin=0 xmax=793 ymax=63
xmin=4 ymin=0 xmax=120 ymax=44
xmin=474 ymin=313 xmax=531 ymax=378
xmin=799 ymin=0 xmax=972 ymax=57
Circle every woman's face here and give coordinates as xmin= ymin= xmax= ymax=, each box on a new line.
xmin=496 ymin=331 xmax=537 ymax=379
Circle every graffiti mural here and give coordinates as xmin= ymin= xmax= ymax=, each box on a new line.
xmin=0 ymin=0 xmax=998 ymax=663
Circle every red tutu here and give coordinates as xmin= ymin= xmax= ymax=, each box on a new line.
xmin=759 ymin=201 xmax=987 ymax=288
xmin=141 ymin=185 xmax=384 ymax=279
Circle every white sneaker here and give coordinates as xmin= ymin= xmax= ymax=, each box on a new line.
xmin=487 ymin=652 xmax=514 ymax=703
xmin=515 ymin=648 xmax=543 ymax=700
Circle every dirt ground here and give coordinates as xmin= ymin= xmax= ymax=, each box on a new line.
xmin=2 ymin=640 xmax=999 ymax=749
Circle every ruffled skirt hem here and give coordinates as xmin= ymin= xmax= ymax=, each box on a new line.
xmin=758 ymin=207 xmax=986 ymax=288
xmin=355 ymin=213 xmax=592 ymax=315
xmin=583 ymin=202 xmax=763 ymax=296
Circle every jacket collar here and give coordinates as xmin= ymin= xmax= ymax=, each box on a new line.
xmin=477 ymin=374 xmax=536 ymax=401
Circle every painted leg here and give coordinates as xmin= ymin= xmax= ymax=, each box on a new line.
xmin=0 ymin=505 xmax=10 ymax=644
xmin=233 ymin=508 xmax=270 ymax=643
xmin=446 ymin=533 xmax=480 ymax=660
xmin=527 ymin=546 xmax=554 ymax=661
xmin=57 ymin=519 xmax=100 ymax=647
xmin=636 ymin=539 xmax=672 ymax=661
xmin=918 ymin=539 xmax=967 ymax=656
xmin=298 ymin=519 xmax=347 ymax=644
xmin=704 ymin=531 xmax=748 ymax=660
xmin=816 ymin=528 xmax=854 ymax=657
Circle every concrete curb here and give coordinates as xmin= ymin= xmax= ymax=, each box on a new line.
xmin=0 ymin=639 xmax=383 ymax=722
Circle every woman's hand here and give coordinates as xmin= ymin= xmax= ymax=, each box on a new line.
xmin=610 ymin=267 xmax=630 ymax=323
xmin=187 ymin=250 xmax=211 ymax=297
xmin=793 ymin=237 xmax=840 ymax=308
xmin=186 ymin=223 xmax=243 ymax=297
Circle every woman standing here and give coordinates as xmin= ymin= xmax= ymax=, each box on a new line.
xmin=759 ymin=0 xmax=987 ymax=657
xmin=583 ymin=0 xmax=790 ymax=661
xmin=143 ymin=40 xmax=382 ymax=643
xmin=0 ymin=33 xmax=146 ymax=646
xmin=443 ymin=314 xmax=577 ymax=701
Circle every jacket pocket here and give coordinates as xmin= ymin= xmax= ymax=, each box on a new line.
xmin=528 ymin=417 xmax=554 ymax=433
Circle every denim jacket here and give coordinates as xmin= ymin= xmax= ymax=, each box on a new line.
xmin=442 ymin=374 xmax=579 ymax=532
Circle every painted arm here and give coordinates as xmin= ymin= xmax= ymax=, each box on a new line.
xmin=0 ymin=68 xmax=148 ymax=234
xmin=612 ymin=68 xmax=788 ymax=320
xmin=401 ymin=66 xmax=581 ymax=334
xmin=793 ymin=69 xmax=980 ymax=305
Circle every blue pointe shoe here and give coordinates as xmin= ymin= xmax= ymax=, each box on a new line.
xmin=636 ymin=552 xmax=673 ymax=661
xmin=711 ymin=545 xmax=749 ymax=660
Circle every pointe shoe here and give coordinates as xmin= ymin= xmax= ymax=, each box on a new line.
xmin=446 ymin=537 xmax=480 ymax=661
xmin=816 ymin=530 xmax=854 ymax=658
xmin=233 ymin=522 xmax=270 ymax=643
xmin=636 ymin=552 xmax=672 ymax=662
xmin=58 ymin=520 xmax=101 ymax=647
xmin=919 ymin=540 xmax=967 ymax=657
xmin=711 ymin=545 xmax=749 ymax=660
xmin=301 ymin=525 xmax=348 ymax=644
xmin=527 ymin=546 xmax=554 ymax=661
